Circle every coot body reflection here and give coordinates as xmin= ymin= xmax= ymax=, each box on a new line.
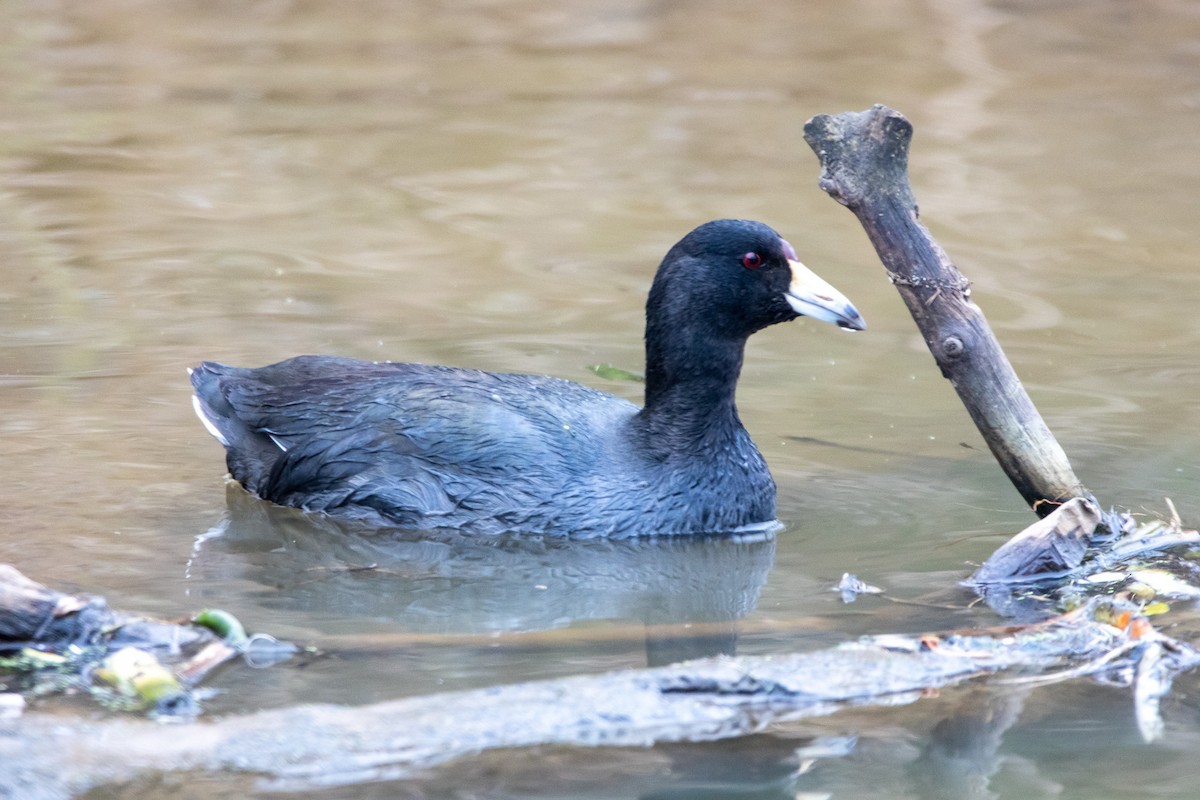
xmin=191 ymin=220 xmax=864 ymax=536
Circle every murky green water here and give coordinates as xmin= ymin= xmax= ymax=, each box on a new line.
xmin=3 ymin=0 xmax=1200 ymax=797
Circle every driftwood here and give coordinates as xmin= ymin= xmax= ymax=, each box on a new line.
xmin=799 ymin=106 xmax=1200 ymax=590
xmin=970 ymin=497 xmax=1103 ymax=583
xmin=803 ymin=106 xmax=1088 ymax=517
xmin=0 ymin=564 xmax=128 ymax=644
xmin=2 ymin=566 xmax=1195 ymax=798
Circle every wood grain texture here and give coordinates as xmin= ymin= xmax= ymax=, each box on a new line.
xmin=803 ymin=105 xmax=1088 ymax=516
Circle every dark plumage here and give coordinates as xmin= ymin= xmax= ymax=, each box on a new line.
xmin=191 ymin=219 xmax=865 ymax=537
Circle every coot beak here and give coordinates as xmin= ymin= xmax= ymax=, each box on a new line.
xmin=784 ymin=259 xmax=866 ymax=331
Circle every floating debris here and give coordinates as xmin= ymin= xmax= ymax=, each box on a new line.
xmin=0 ymin=565 xmax=292 ymax=717
xmin=588 ymin=363 xmax=643 ymax=382
xmin=834 ymin=573 xmax=884 ymax=603
xmin=1128 ymin=569 xmax=1200 ymax=600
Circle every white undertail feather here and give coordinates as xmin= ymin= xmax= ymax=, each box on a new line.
xmin=191 ymin=394 xmax=230 ymax=447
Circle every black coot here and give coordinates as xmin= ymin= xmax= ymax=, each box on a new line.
xmin=191 ymin=219 xmax=865 ymax=537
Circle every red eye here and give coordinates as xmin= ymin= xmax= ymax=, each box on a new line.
xmin=742 ymin=252 xmax=763 ymax=269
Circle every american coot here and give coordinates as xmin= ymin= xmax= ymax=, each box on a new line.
xmin=191 ymin=219 xmax=865 ymax=537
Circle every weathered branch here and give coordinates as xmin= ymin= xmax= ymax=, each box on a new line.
xmin=4 ymin=594 xmax=1192 ymax=798
xmin=803 ymin=105 xmax=1087 ymax=516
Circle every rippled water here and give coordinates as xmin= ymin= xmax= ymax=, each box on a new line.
xmin=3 ymin=1 xmax=1200 ymax=797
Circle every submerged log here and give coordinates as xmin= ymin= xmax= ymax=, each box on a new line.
xmin=803 ymin=106 xmax=1087 ymax=517
xmin=2 ymin=584 xmax=1194 ymax=798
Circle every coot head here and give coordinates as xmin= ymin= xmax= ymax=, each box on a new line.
xmin=640 ymin=219 xmax=863 ymax=419
xmin=647 ymin=219 xmax=865 ymax=341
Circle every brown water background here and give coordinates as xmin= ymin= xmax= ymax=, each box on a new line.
xmin=2 ymin=1 xmax=1200 ymax=797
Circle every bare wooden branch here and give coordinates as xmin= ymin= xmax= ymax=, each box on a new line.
xmin=803 ymin=105 xmax=1088 ymax=516
xmin=0 ymin=564 xmax=115 ymax=643
xmin=971 ymin=496 xmax=1101 ymax=583
xmin=5 ymin=598 xmax=1192 ymax=798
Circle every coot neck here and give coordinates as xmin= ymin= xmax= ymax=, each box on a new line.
xmin=635 ymin=325 xmax=749 ymax=453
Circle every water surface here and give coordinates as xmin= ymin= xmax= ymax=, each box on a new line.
xmin=3 ymin=1 xmax=1200 ymax=797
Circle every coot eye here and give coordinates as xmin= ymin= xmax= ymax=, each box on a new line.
xmin=741 ymin=252 xmax=763 ymax=269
